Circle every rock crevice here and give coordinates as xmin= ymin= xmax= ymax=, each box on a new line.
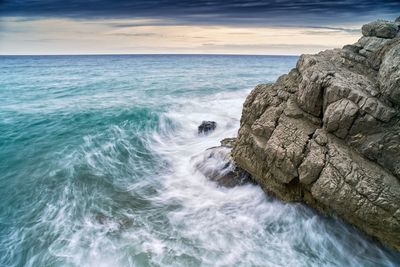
xmin=232 ymin=17 xmax=400 ymax=250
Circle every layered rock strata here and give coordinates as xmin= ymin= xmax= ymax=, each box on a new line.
xmin=232 ymin=18 xmax=400 ymax=250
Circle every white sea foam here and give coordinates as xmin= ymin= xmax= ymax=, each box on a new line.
xmin=20 ymin=88 xmax=395 ymax=267
xmin=2 ymin=78 xmax=399 ymax=266
xmin=140 ymin=88 xmax=398 ymax=267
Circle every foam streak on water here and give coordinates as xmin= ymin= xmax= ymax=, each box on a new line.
xmin=0 ymin=55 xmax=399 ymax=267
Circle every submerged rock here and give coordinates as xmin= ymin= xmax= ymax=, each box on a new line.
xmin=232 ymin=17 xmax=400 ymax=250
xmin=193 ymin=144 xmax=252 ymax=188
xmin=198 ymin=121 xmax=217 ymax=134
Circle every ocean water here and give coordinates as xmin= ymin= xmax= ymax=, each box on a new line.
xmin=0 ymin=55 xmax=399 ymax=267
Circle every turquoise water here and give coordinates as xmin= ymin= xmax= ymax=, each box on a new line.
xmin=0 ymin=55 xmax=399 ymax=267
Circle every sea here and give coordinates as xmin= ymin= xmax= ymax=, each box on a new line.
xmin=0 ymin=55 xmax=399 ymax=267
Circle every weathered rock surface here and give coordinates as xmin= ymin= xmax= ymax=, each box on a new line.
xmin=220 ymin=137 xmax=236 ymax=148
xmin=362 ymin=20 xmax=399 ymax=39
xmin=232 ymin=17 xmax=400 ymax=250
xmin=198 ymin=121 xmax=217 ymax=134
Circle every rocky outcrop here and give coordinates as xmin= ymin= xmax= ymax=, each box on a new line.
xmin=232 ymin=18 xmax=400 ymax=250
xmin=362 ymin=20 xmax=399 ymax=39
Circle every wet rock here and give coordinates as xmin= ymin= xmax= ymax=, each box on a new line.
xmin=198 ymin=121 xmax=217 ymax=134
xmin=220 ymin=137 xmax=236 ymax=148
xmin=361 ymin=20 xmax=399 ymax=39
xmin=232 ymin=17 xmax=400 ymax=250
xmin=193 ymin=146 xmax=252 ymax=188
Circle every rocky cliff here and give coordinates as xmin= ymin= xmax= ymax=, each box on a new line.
xmin=232 ymin=18 xmax=400 ymax=250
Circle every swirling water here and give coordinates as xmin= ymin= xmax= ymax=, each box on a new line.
xmin=0 ymin=55 xmax=399 ymax=267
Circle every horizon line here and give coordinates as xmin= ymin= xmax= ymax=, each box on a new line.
xmin=0 ymin=53 xmax=301 ymax=57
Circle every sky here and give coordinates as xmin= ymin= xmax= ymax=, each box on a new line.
xmin=0 ymin=0 xmax=399 ymax=55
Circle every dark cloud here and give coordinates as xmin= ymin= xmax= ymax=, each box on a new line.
xmin=1 ymin=0 xmax=399 ymax=26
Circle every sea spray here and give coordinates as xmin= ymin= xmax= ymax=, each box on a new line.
xmin=0 ymin=55 xmax=399 ymax=267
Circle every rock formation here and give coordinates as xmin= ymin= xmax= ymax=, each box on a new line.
xmin=232 ymin=18 xmax=400 ymax=250
xmin=198 ymin=121 xmax=217 ymax=134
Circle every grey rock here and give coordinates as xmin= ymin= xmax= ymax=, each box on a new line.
xmin=311 ymin=140 xmax=400 ymax=248
xmin=356 ymin=37 xmax=391 ymax=57
xmin=378 ymin=40 xmax=400 ymax=105
xmin=232 ymin=19 xmax=400 ymax=251
xmin=198 ymin=121 xmax=217 ymax=134
xmin=361 ymin=20 xmax=398 ymax=39
xmin=299 ymin=141 xmax=326 ymax=185
xmin=313 ymin=129 xmax=328 ymax=146
xmin=252 ymin=105 xmax=283 ymax=139
xmin=296 ymin=63 xmax=326 ymax=116
xmin=323 ymin=99 xmax=359 ymax=138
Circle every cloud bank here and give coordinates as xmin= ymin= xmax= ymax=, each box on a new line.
xmin=1 ymin=0 xmax=398 ymax=55
xmin=1 ymin=0 xmax=400 ymax=26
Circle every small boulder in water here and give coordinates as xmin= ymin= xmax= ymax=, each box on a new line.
xmin=198 ymin=121 xmax=217 ymax=134
xmin=193 ymin=145 xmax=253 ymax=188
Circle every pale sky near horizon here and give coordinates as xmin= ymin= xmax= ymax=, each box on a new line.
xmin=1 ymin=1 xmax=399 ymax=55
